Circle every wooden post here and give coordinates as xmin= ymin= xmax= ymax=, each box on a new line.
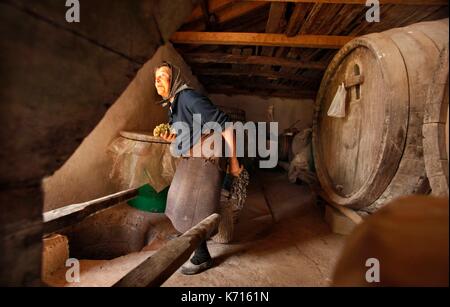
xmin=113 ymin=213 xmax=221 ymax=287
xmin=43 ymin=188 xmax=138 ymax=235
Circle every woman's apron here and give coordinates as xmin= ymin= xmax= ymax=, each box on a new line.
xmin=165 ymin=157 xmax=225 ymax=233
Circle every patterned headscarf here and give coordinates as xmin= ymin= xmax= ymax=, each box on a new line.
xmin=156 ymin=61 xmax=192 ymax=107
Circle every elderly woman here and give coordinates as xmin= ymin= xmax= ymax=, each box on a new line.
xmin=154 ymin=61 xmax=242 ymax=275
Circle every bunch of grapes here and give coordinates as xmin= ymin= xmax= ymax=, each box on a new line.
xmin=153 ymin=123 xmax=173 ymax=137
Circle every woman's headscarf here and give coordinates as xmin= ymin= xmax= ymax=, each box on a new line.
xmin=156 ymin=61 xmax=192 ymax=107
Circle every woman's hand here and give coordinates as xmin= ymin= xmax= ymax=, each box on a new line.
xmin=229 ymin=157 xmax=243 ymax=177
xmin=161 ymin=131 xmax=177 ymax=143
xmin=222 ymin=126 xmax=243 ymax=177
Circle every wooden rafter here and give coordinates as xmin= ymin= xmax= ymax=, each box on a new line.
xmin=171 ymin=32 xmax=353 ymax=48
xmin=185 ymin=1 xmax=269 ymax=30
xmin=182 ymin=52 xmax=327 ymax=70
xmin=200 ymin=0 xmax=213 ymax=30
xmin=298 ymin=3 xmax=324 ymax=34
xmin=178 ymin=0 xmax=448 ymax=100
xmin=261 ymin=2 xmax=287 ymax=64
xmin=203 ymin=80 xmax=320 ymax=91
xmin=265 ymin=2 xmax=287 ymax=33
xmin=221 ymin=11 xmax=269 ymax=32
xmin=195 ymin=68 xmax=318 ymax=82
xmin=207 ymin=85 xmax=317 ymax=99
xmin=285 ymin=3 xmax=312 ymax=37
xmin=187 ymin=0 xmax=233 ymax=23
xmin=245 ymin=0 xmax=448 ymax=5
xmin=217 ymin=1 xmax=269 ymax=24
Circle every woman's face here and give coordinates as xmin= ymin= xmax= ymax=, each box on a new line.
xmin=155 ymin=66 xmax=171 ymax=99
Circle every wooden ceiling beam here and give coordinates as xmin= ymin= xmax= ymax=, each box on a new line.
xmin=265 ymin=2 xmax=287 ymax=33
xmin=298 ymin=3 xmax=324 ymax=34
xmin=202 ymin=79 xmax=319 ymax=91
xmin=200 ymin=0 xmax=214 ymax=30
xmin=206 ymin=86 xmax=317 ymax=99
xmin=183 ymin=52 xmax=327 ymax=70
xmin=184 ymin=1 xmax=269 ymax=31
xmin=186 ymin=0 xmax=234 ymax=24
xmin=261 ymin=2 xmax=288 ymax=63
xmin=171 ymin=32 xmax=353 ymax=48
xmin=245 ymin=1 xmax=448 ymax=5
xmin=285 ymin=3 xmax=312 ymax=36
xmin=195 ymin=68 xmax=318 ymax=82
xmin=217 ymin=1 xmax=269 ymax=24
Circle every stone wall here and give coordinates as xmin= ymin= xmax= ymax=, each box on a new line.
xmin=43 ymin=43 xmax=205 ymax=211
xmin=0 ymin=0 xmax=196 ymax=286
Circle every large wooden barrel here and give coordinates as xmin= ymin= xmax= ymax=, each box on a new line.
xmin=423 ymin=46 xmax=449 ymax=197
xmin=313 ymin=19 xmax=449 ymax=209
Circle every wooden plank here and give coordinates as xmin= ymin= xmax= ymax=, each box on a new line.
xmin=298 ymin=3 xmax=324 ymax=34
xmin=286 ymin=3 xmax=312 ymax=36
xmin=200 ymin=0 xmax=213 ymax=30
xmin=217 ymin=1 xmax=269 ymax=24
xmin=186 ymin=0 xmax=234 ymax=23
xmin=203 ymin=79 xmax=319 ymax=90
xmin=185 ymin=1 xmax=269 ymax=31
xmin=171 ymin=32 xmax=353 ymax=48
xmin=246 ymin=0 xmax=448 ymax=5
xmin=261 ymin=2 xmax=287 ymax=61
xmin=265 ymin=2 xmax=287 ymax=33
xmin=113 ymin=214 xmax=220 ymax=287
xmin=195 ymin=67 xmax=317 ymax=82
xmin=423 ymin=46 xmax=449 ymax=196
xmin=239 ymin=47 xmax=258 ymax=73
xmin=209 ymin=89 xmax=317 ymax=99
xmin=329 ymin=4 xmax=367 ymax=35
xmin=43 ymin=188 xmax=138 ymax=235
xmin=218 ymin=9 xmax=269 ymax=32
xmin=311 ymin=4 xmax=346 ymax=35
xmin=231 ymin=47 xmax=242 ymax=71
xmin=345 ymin=74 xmax=364 ymax=88
xmin=207 ymin=85 xmax=317 ymax=99
xmin=183 ymin=52 xmax=327 ymax=70
xmin=275 ymin=1 xmax=312 ymax=74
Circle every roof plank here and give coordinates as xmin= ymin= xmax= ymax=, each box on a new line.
xmin=245 ymin=0 xmax=448 ymax=5
xmin=183 ymin=52 xmax=327 ymax=70
xmin=195 ymin=68 xmax=318 ymax=82
xmin=265 ymin=2 xmax=288 ymax=33
xmin=171 ymin=32 xmax=353 ymax=48
xmin=207 ymin=85 xmax=317 ymax=99
xmin=286 ymin=3 xmax=313 ymax=36
xmin=261 ymin=2 xmax=288 ymax=59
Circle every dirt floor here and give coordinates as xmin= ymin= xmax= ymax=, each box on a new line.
xmin=163 ymin=169 xmax=346 ymax=287
xmin=44 ymin=169 xmax=346 ymax=287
